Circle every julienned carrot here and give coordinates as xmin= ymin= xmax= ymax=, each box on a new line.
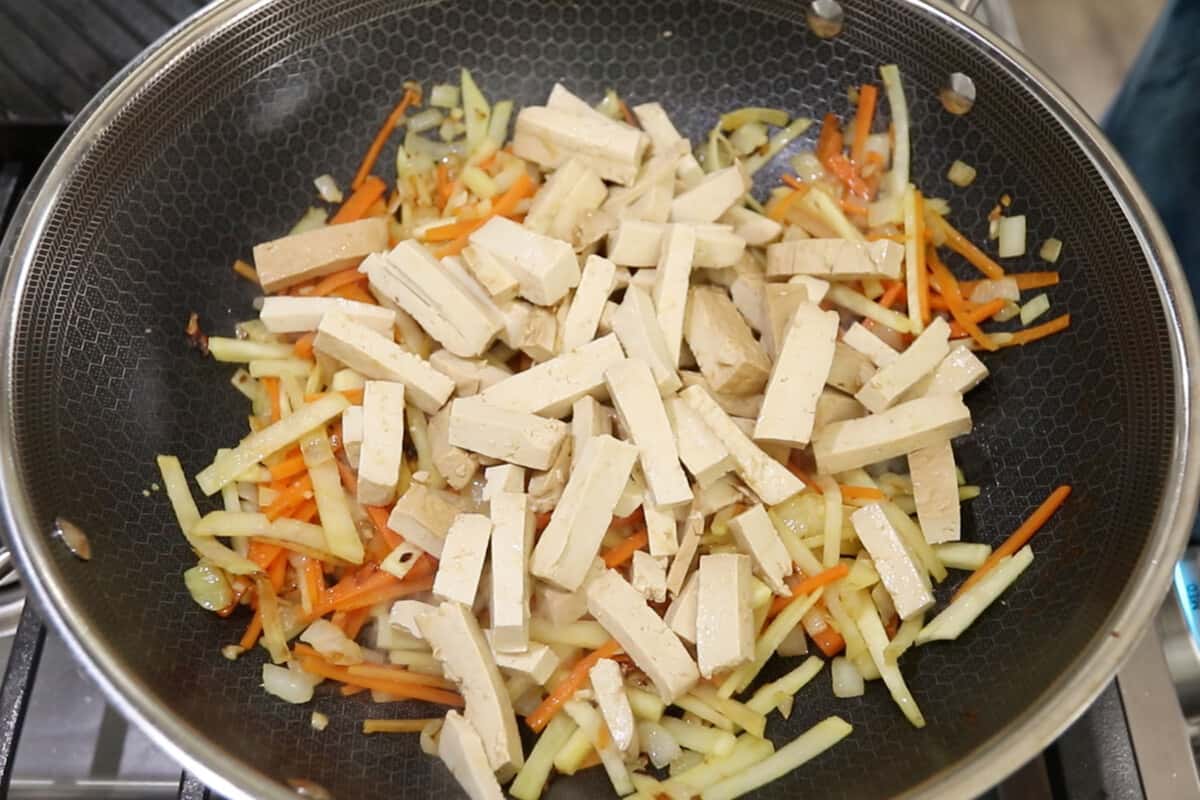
xmin=365 ymin=505 xmax=404 ymax=550
xmin=423 ymin=217 xmax=482 ymax=243
xmin=954 ymin=485 xmax=1072 ymax=600
xmin=334 ymin=573 xmax=434 ymax=612
xmin=263 ymin=474 xmax=314 ymax=521
xmin=526 ymin=639 xmax=622 ymax=732
xmin=341 ymin=605 xmax=373 ymax=640
xmin=947 ymin=297 xmax=1006 ymax=338
xmin=302 ymin=557 xmax=324 ymax=615
xmin=815 ymin=112 xmax=843 ymax=162
xmin=961 ymin=271 xmax=1059 ymax=294
xmin=435 ymin=163 xmax=453 ymax=210
xmin=308 ymin=266 xmax=369 ymax=297
xmin=801 ymin=605 xmax=845 ymax=657
xmin=292 ymin=332 xmax=316 ymax=359
xmin=768 ymin=564 xmax=850 ymax=617
xmin=269 ymin=454 xmax=307 ymax=482
xmin=823 ymin=152 xmax=872 ymax=201
xmin=927 ymin=247 xmax=998 ymax=352
xmin=331 ymin=175 xmax=387 ymax=225
xmin=267 ymin=549 xmax=288 ymax=591
xmin=932 ymin=215 xmax=1006 ymax=280
xmin=850 ymin=84 xmax=879 ymax=166
xmin=877 ymin=281 xmax=905 ymax=310
xmin=352 ymin=87 xmax=421 ymax=191
xmin=1006 ymin=314 xmax=1070 ymax=346
xmin=601 ymin=528 xmax=649 ymax=568
xmin=296 ymin=652 xmax=464 ymax=707
xmin=290 ymin=499 xmax=318 ymax=524
xmin=766 ymin=186 xmax=808 ymax=223
xmin=343 ymin=660 xmax=457 ymax=691
xmin=329 ymin=283 xmax=377 ymax=305
xmin=248 ymin=539 xmax=283 ymax=570
xmin=432 ymin=172 xmax=536 ymax=258
xmin=263 ymin=377 xmax=282 ymax=423
xmin=839 ymin=485 xmax=885 ymax=501
xmin=239 ymin=607 xmax=263 ymax=650
xmin=303 ymin=388 xmax=365 ymax=404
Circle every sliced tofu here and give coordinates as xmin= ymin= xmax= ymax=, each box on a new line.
xmin=755 ymin=303 xmax=839 ymax=447
xmin=826 ymin=340 xmax=877 ymax=395
xmin=482 ymin=464 xmax=526 ymax=501
xmin=727 ymin=504 xmax=794 ymax=595
xmin=696 ymin=553 xmax=755 ymax=678
xmin=447 ymin=397 xmax=569 ymax=470
xmin=790 ymin=274 xmax=831 ymax=303
xmin=468 ymin=216 xmax=581 ymax=306
xmin=856 ymin=317 xmax=951 ymax=413
xmin=546 ymin=83 xmax=611 ymax=120
xmin=684 ymin=286 xmax=772 ymax=396
xmin=671 ymin=164 xmax=750 ymax=223
xmin=487 ymin=634 xmax=561 ymax=684
xmin=605 ymin=359 xmax=693 ymax=509
xmin=479 ymin=334 xmax=624 ymax=419
xmin=606 ymin=219 xmax=744 ymax=269
xmin=909 ymin=440 xmax=960 ymax=543
xmin=498 ymin=300 xmax=558 ymax=362
xmin=429 ymin=349 xmax=512 ymax=398
xmin=438 ymin=711 xmax=505 ymax=800
xmin=512 ymin=105 xmax=649 ymax=186
xmin=663 ymin=571 xmax=700 ymax=643
xmin=253 ymin=217 xmax=386 ymax=293
xmin=341 ymin=405 xmax=364 ymax=468
xmin=357 ymin=381 xmax=407 ymax=506
xmin=643 ymin=499 xmax=679 ymax=558
xmin=589 ymin=657 xmax=637 ymax=752
xmin=628 ymin=171 xmax=674 ymax=223
xmin=429 ymin=406 xmax=479 ymax=491
xmin=313 ymin=311 xmax=454 ymax=414
xmin=679 ymin=385 xmax=805 ymax=505
xmin=813 ymin=394 xmax=973 ymax=474
xmin=631 ymin=102 xmax=706 ymax=186
xmin=417 ymin=602 xmax=524 ymax=775
xmin=530 ymin=435 xmax=639 ymax=591
xmin=842 ymin=322 xmax=900 ymax=368
xmin=586 ymin=569 xmax=700 ymax=703
xmin=388 ymin=481 xmax=460 ymax=557
xmin=534 ymin=557 xmax=605 ymax=625
xmin=611 ymin=285 xmax=682 ymax=394
xmin=693 ymin=474 xmax=744 ymax=517
xmin=761 ymin=283 xmax=812 ymax=358
xmin=631 ymin=551 xmax=668 ymax=603
xmin=765 ymin=239 xmax=904 ymax=281
xmin=528 ymin=435 xmax=572 ymax=513
xmin=524 ymin=158 xmax=608 ymax=242
xmin=433 ymin=514 xmax=493 ymax=606
xmin=613 ymin=467 xmax=646 ymax=519
xmin=730 ymin=416 xmax=790 ymax=465
xmin=905 ymin=344 xmax=989 ymax=400
xmin=460 ymin=245 xmax=520 ymax=303
xmin=389 ymin=599 xmax=436 ymax=638
xmin=259 ymin=296 xmax=395 ymax=335
xmin=666 ymin=507 xmax=704 ymax=596
xmin=721 ymin=206 xmax=782 ymax=246
xmin=652 ymin=224 xmax=696 ymax=366
xmin=571 ymin=396 xmax=613 ymax=471
xmin=490 ymin=491 xmax=534 ymax=652
xmin=729 ymin=272 xmax=767 ymax=334
xmin=850 ymin=504 xmax=934 ymax=619
xmin=561 ymin=255 xmax=618 ymax=352
xmin=678 ymin=371 xmax=763 ymax=418
xmin=665 ymin=395 xmax=734 ymax=488
xmin=812 ymin=388 xmax=867 ymax=435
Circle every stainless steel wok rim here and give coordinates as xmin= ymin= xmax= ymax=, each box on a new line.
xmin=0 ymin=1 xmax=1195 ymax=799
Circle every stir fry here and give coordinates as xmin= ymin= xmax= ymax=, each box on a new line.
xmin=159 ymin=66 xmax=1071 ymax=799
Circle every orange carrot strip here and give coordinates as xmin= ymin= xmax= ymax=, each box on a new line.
xmin=960 ymin=271 xmax=1060 ymax=294
xmin=927 ymin=247 xmax=998 ymax=352
xmin=248 ymin=540 xmax=283 ymax=570
xmin=331 ymin=574 xmax=434 ymax=613
xmin=352 ymin=87 xmax=420 ymax=191
xmin=263 ymin=475 xmax=314 ymax=521
xmin=297 ymin=653 xmax=464 ymax=706
xmin=954 ymin=486 xmax=1072 ymax=599
xmin=850 ymin=84 xmax=879 ymax=167
xmin=331 ymin=175 xmax=387 ymax=225
xmin=877 ymin=281 xmax=906 ymax=310
xmin=342 ymin=606 xmax=373 ymax=640
xmin=366 ymin=505 xmax=404 ymax=550
xmin=293 ymin=332 xmax=316 ymax=359
xmin=948 ymin=298 xmax=1006 ymax=338
xmin=1005 ymin=314 xmax=1070 ymax=347
xmin=839 ymin=485 xmax=885 ymax=501
xmin=423 ymin=218 xmax=481 ymax=243
xmin=823 ymin=152 xmax=871 ymax=200
xmin=435 ymin=163 xmax=453 ymax=210
xmin=263 ymin=377 xmax=282 ymax=423
xmin=267 ymin=549 xmax=288 ymax=591
xmin=601 ymin=528 xmax=649 ymax=568
xmin=526 ymin=639 xmax=622 ymax=732
xmin=932 ymin=216 xmax=1006 ymax=280
xmin=768 ymin=564 xmax=850 ymax=617
xmin=269 ymin=454 xmax=308 ymax=482
xmin=801 ymin=605 xmax=844 ymax=657
xmin=233 ymin=258 xmax=260 ymax=285
xmin=766 ymin=185 xmax=808 ymax=223
xmin=345 ymin=663 xmax=457 ymax=692
xmin=431 ymin=173 xmax=536 ymax=258
xmin=815 ymin=112 xmax=843 ymax=162
xmin=330 ymin=283 xmax=376 ymax=305
xmin=302 ymin=557 xmax=324 ymax=615
xmin=289 ymin=499 xmax=318 ymax=524
xmin=238 ymin=607 xmax=263 ymax=650
xmin=309 ymin=267 xmax=369 ymax=298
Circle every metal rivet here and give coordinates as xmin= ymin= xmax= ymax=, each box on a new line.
xmin=288 ymin=778 xmax=333 ymax=799
xmin=940 ymin=72 xmax=977 ymax=115
xmin=53 ymin=518 xmax=91 ymax=561
xmin=806 ymin=0 xmax=844 ymax=39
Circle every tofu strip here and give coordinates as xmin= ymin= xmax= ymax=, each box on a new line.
xmin=357 ymin=381 xmax=406 ymax=506
xmin=653 ymin=224 xmax=696 ymax=365
xmin=561 ymin=255 xmax=618 ymax=352
xmin=605 ymin=359 xmax=693 ymax=509
xmin=448 ymin=397 xmax=569 ymax=470
xmin=433 ymin=514 xmax=493 ymax=606
xmin=478 ymin=334 xmax=625 ymax=418
xmin=696 ymin=553 xmax=755 ymax=678
xmin=754 ymin=303 xmax=839 ymax=446
xmin=855 ymin=317 xmax=950 ymax=413
xmin=490 ymin=491 xmax=534 ymax=652
xmin=812 ymin=394 xmax=972 ymax=475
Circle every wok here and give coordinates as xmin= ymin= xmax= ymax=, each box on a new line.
xmin=1 ymin=0 xmax=1197 ymax=798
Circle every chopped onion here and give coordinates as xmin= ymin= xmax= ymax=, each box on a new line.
xmin=1039 ymin=237 xmax=1063 ymax=263
xmin=310 ymin=711 xmax=329 ymax=731
xmin=262 ymin=662 xmax=319 ymax=704
xmin=776 ymin=626 xmax=809 ymax=657
xmin=993 ymin=300 xmax=1021 ymax=322
xmin=789 ymin=151 xmax=826 ymax=183
xmin=406 ymin=108 xmax=444 ymax=134
xmin=300 ymin=619 xmax=363 ymax=665
xmin=924 ymin=196 xmax=951 ymax=216
xmin=729 ymin=122 xmax=768 ymax=156
xmin=968 ymin=277 xmax=1020 ymax=304
xmin=429 ymin=84 xmax=459 ymax=108
xmin=595 ymin=88 xmax=623 ymax=120
xmin=183 ymin=564 xmax=233 ymax=611
xmin=1020 ymin=293 xmax=1051 ymax=325
xmin=313 ymin=174 xmax=343 ymax=204
xmin=288 ymin=207 xmax=327 ymax=235
xmin=419 ymin=718 xmax=443 ymax=755
xmin=831 ymin=656 xmax=865 ymax=698
xmin=946 ymin=160 xmax=976 ymax=187
xmin=996 ymin=215 xmax=1027 ymax=258
xmin=668 ymin=749 xmax=706 ymax=776
xmin=637 ymin=721 xmax=681 ymax=769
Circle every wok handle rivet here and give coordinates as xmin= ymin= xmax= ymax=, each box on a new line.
xmin=52 ymin=517 xmax=92 ymax=561
xmin=940 ymin=73 xmax=977 ymax=115
xmin=806 ymin=0 xmax=844 ymax=39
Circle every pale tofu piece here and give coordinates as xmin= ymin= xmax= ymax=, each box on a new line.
xmin=643 ymin=500 xmax=679 ymax=557
xmin=812 ymin=389 xmax=867 ymax=435
xmin=417 ymin=602 xmax=524 ymax=775
xmin=571 ymin=396 xmax=613 ymax=471
xmin=843 ymin=322 xmax=900 ymax=367
xmin=696 ymin=553 xmax=755 ymax=678
xmin=721 ymin=206 xmax=782 ymax=246
xmin=512 ymin=105 xmax=649 ymax=186
xmin=729 ymin=273 xmax=767 ymax=334
xmin=479 ymin=334 xmax=625 ymax=419
xmin=259 ymin=296 xmax=395 ymax=335
xmin=631 ymin=551 xmax=668 ymax=603
xmin=482 ymin=464 xmax=526 ymax=500
xmin=530 ymin=435 xmax=639 ymax=590
xmin=664 ymin=571 xmax=699 ymax=644
xmin=461 ymin=245 xmax=520 ymax=303
xmin=679 ymin=385 xmax=805 ymax=505
xmin=665 ymin=395 xmax=734 ymax=488
xmin=765 ymin=239 xmax=904 ymax=281
xmin=904 ymin=344 xmax=989 ymax=400
xmin=606 ymin=220 xmax=744 ymax=269
xmin=761 ymin=283 xmax=811 ymax=358
xmin=605 ymin=359 xmax=693 ymax=509
xmin=813 ymin=394 xmax=973 ymax=474
xmin=666 ymin=507 xmax=704 ymax=596
xmin=490 ymin=491 xmax=534 ymax=652
xmin=727 ymin=504 xmax=794 ymax=595
xmin=357 ymin=381 xmax=407 ymax=506
xmin=433 ymin=514 xmax=493 ymax=606
xmin=730 ymin=416 xmax=790 ymax=465
xmin=671 ymin=164 xmax=750 ymax=223
xmin=525 ymin=158 xmax=608 ymax=242
xmin=487 ymin=634 xmax=560 ymax=684
xmin=438 ymin=711 xmax=505 ymax=800
xmin=754 ymin=303 xmax=839 ymax=447
xmin=253 ymin=217 xmax=386 ymax=293
xmin=653 ymin=224 xmax=696 ymax=366
xmin=389 ymin=599 xmax=436 ymax=638
xmin=561 ymin=255 xmax=618 ymax=352
xmin=628 ymin=172 xmax=674 ymax=223
xmin=589 ymin=658 xmax=638 ymax=752
xmin=429 ymin=406 xmax=480 ymax=491
xmin=313 ymin=311 xmax=454 ymax=414
xmin=684 ymin=286 xmax=772 ymax=396
xmin=498 ymin=300 xmax=558 ymax=362
xmin=546 ymin=83 xmax=611 ymax=120
xmin=429 ymin=349 xmax=512 ymax=398
xmin=534 ymin=558 xmax=605 ymax=625
xmin=341 ymin=406 xmax=364 ymax=468
xmin=613 ymin=465 xmax=646 ymax=518
xmin=850 ymin=504 xmax=934 ymax=620
xmin=528 ymin=435 xmax=572 ymax=514
xmin=856 ymin=317 xmax=951 ymax=413
xmin=388 ymin=482 xmax=459 ymax=557
xmin=826 ymin=341 xmax=877 ymax=395
xmin=612 ymin=285 xmax=682 ymax=395
xmin=447 ymin=397 xmax=569 ymax=470
xmin=586 ymin=569 xmax=700 ymax=703
xmin=789 ymin=274 xmax=831 ymax=303
xmin=631 ymin=102 xmax=706 ymax=185
xmin=678 ymin=371 xmax=763 ymax=418
xmin=693 ymin=474 xmax=744 ymax=517
xmin=597 ymin=300 xmax=619 ymax=336
xmin=468 ymin=216 xmax=581 ymax=306
xmin=909 ymin=440 xmax=960 ymax=544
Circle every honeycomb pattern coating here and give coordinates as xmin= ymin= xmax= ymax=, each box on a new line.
xmin=2 ymin=0 xmax=1178 ymax=798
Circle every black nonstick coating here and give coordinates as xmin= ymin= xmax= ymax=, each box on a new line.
xmin=1 ymin=0 xmax=1183 ymax=797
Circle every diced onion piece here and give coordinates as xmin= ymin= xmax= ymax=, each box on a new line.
xmin=262 ymin=663 xmax=319 ymax=704
xmin=429 ymin=84 xmax=460 ymax=108
xmin=638 ymin=721 xmax=683 ymax=768
xmin=1039 ymin=237 xmax=1063 ymax=263
xmin=407 ymin=108 xmax=444 ymax=134
xmin=300 ymin=619 xmax=363 ymax=665
xmin=946 ymin=160 xmax=977 ymax=187
xmin=419 ymin=718 xmax=443 ymax=756
xmin=511 ymin=713 xmax=577 ymax=800
xmin=993 ymin=300 xmax=1021 ymax=322
xmin=310 ymin=711 xmax=329 ymax=731
xmin=968 ymin=277 xmax=1020 ymax=304
xmin=289 ymin=207 xmax=328 ymax=235
xmin=830 ymin=656 xmax=864 ymax=698
xmin=996 ymin=215 xmax=1027 ymax=258
xmin=1020 ymin=293 xmax=1051 ymax=326
xmin=699 ymin=717 xmax=852 ymax=800
xmin=933 ymin=542 xmax=992 ymax=570
xmin=313 ymin=174 xmax=343 ymax=204
xmin=183 ymin=564 xmax=233 ymax=611
xmin=917 ymin=546 xmax=1035 ymax=644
